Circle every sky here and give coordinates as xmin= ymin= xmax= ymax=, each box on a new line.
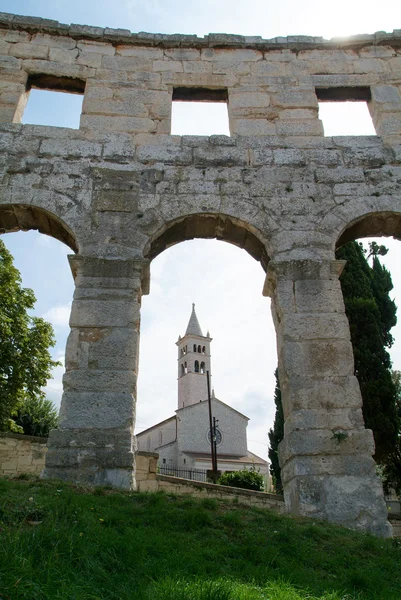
xmin=1 ymin=0 xmax=401 ymax=461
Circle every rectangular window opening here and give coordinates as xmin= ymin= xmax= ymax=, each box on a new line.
xmin=22 ymin=75 xmax=85 ymax=129
xmin=316 ymin=87 xmax=375 ymax=137
xmin=171 ymin=87 xmax=230 ymax=136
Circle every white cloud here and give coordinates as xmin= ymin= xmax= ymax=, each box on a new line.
xmin=42 ymin=303 xmax=71 ymax=328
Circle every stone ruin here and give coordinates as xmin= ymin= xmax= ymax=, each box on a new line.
xmin=1 ymin=12 xmax=401 ymax=536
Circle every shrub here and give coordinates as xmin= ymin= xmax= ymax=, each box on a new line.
xmin=12 ymin=396 xmax=58 ymax=437
xmin=217 ymin=466 xmax=264 ymax=491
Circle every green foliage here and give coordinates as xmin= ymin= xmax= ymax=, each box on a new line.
xmin=0 ymin=478 xmax=400 ymax=599
xmin=331 ymin=431 xmax=348 ymax=444
xmin=7 ymin=417 xmax=23 ymax=433
xmin=268 ymin=368 xmax=284 ymax=494
xmin=0 ymin=239 xmax=59 ymax=431
xmin=12 ymin=396 xmax=59 ymax=437
xmin=217 ymin=465 xmax=264 ymax=491
xmin=336 ymin=241 xmax=398 ymax=462
xmin=382 ymin=371 xmax=401 ymax=495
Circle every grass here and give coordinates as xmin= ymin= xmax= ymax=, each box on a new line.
xmin=0 ymin=476 xmax=400 ymax=600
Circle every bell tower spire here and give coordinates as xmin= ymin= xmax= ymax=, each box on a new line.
xmin=176 ymin=304 xmax=212 ymax=409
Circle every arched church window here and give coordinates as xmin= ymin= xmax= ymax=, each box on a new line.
xmin=202 ymin=346 xmax=206 ymax=353
xmin=181 ymin=364 xmax=185 ymax=376
xmin=195 ymin=360 xmax=199 ymax=372
xmin=197 ymin=345 xmax=201 ymax=353
xmin=193 ymin=344 xmax=197 ymax=352
xmin=200 ymin=361 xmax=205 ymax=374
xmin=184 ymin=362 xmax=188 ymax=374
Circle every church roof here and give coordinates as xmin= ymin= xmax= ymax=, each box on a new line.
xmin=176 ymin=396 xmax=249 ymax=421
xmin=184 ymin=451 xmax=268 ymax=465
xmin=185 ymin=303 xmax=203 ymax=337
xmin=135 ymin=415 xmax=176 ymax=437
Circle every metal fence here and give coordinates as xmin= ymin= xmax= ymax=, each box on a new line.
xmin=158 ymin=465 xmax=208 ymax=483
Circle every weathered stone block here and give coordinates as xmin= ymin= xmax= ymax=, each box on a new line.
xmin=280 ymin=375 xmax=363 ymax=412
xmin=283 ymin=472 xmax=391 ymax=536
xmin=137 ymin=144 xmax=192 ymax=165
xmin=80 ymin=115 xmax=156 ymax=133
xmin=295 ymin=279 xmax=345 ymax=313
xmin=231 ymin=118 xmax=276 ymax=135
xmin=280 ymin=313 xmax=350 ymax=341
xmin=59 ymin=390 xmax=135 ymax=428
xmin=282 ymin=339 xmax=355 ymax=378
xmin=229 ymin=91 xmax=271 ymax=108
xmin=276 ymin=119 xmax=324 ymax=136
xmin=70 ymin=299 xmax=139 ymax=327
xmin=279 ymin=428 xmax=375 ymax=464
xmin=284 ymin=407 xmax=364 ymax=432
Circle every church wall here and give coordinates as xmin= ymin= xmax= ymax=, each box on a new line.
xmin=157 ymin=441 xmax=178 ymax=467
xmin=177 ymin=400 xmax=248 ymax=457
xmin=136 ymin=418 xmax=176 ymax=453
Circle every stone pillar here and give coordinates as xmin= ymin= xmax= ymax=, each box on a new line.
xmin=228 ymin=86 xmax=323 ymax=137
xmin=0 ymin=71 xmax=28 ymax=124
xmin=369 ymin=84 xmax=401 ymax=146
xmin=264 ymin=258 xmax=391 ymax=537
xmin=43 ymin=255 xmax=149 ymax=490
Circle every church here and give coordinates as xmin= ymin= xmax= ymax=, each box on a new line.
xmin=136 ymin=305 xmax=269 ymax=481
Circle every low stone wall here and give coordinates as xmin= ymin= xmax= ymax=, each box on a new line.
xmin=136 ymin=451 xmax=285 ymax=512
xmin=0 ymin=432 xmax=48 ymax=476
xmin=389 ymin=517 xmax=401 ymax=538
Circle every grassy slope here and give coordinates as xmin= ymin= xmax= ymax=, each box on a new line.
xmin=0 ymin=477 xmax=400 ymax=600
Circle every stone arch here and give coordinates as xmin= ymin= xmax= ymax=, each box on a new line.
xmin=0 ymin=204 xmax=78 ymax=253
xmin=144 ymin=213 xmax=271 ymax=271
xmin=336 ymin=210 xmax=401 ymax=249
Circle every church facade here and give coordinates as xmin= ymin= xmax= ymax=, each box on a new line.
xmin=136 ymin=305 xmax=269 ymax=480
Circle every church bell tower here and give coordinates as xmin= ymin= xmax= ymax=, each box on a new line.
xmin=176 ymin=304 xmax=212 ymax=409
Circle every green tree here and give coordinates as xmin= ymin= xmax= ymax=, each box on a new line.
xmin=268 ymin=369 xmax=284 ymax=494
xmin=382 ymin=370 xmax=401 ymax=495
xmin=12 ymin=396 xmax=58 ymax=437
xmin=336 ymin=241 xmax=398 ymax=462
xmin=0 ymin=239 xmax=59 ymax=431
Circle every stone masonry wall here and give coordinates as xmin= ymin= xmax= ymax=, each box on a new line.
xmin=136 ymin=451 xmax=285 ymax=512
xmin=0 ymin=12 xmax=400 ymax=535
xmin=0 ymin=432 xmax=47 ymax=476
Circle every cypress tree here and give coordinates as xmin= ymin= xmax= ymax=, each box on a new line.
xmin=336 ymin=241 xmax=398 ymax=463
xmin=268 ymin=369 xmax=284 ymax=494
xmin=382 ymin=372 xmax=401 ymax=495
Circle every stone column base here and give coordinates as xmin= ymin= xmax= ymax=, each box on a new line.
xmin=42 ymin=427 xmax=136 ymax=490
xmin=281 ymin=452 xmax=392 ymax=537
